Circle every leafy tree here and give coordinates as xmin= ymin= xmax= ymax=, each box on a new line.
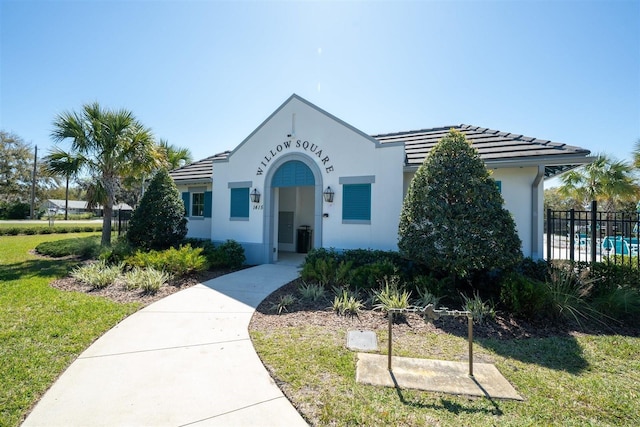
xmin=127 ymin=168 xmax=187 ymax=250
xmin=559 ymin=154 xmax=638 ymax=212
xmin=43 ymin=148 xmax=83 ymax=220
xmin=0 ymin=130 xmax=33 ymax=203
xmin=544 ymin=187 xmax=583 ymax=212
xmin=398 ymin=129 xmax=523 ymax=280
xmin=119 ymin=139 xmax=192 ymax=209
xmin=632 ymin=138 xmax=640 ymax=170
xmin=51 ymin=102 xmax=161 ymax=246
xmin=0 ymin=201 xmax=31 ymax=219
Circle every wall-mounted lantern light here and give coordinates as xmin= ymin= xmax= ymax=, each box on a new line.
xmin=323 ymin=186 xmax=334 ymax=203
xmin=250 ymin=188 xmax=261 ymax=204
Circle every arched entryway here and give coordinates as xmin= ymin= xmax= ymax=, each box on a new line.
xmin=263 ymin=154 xmax=323 ymax=263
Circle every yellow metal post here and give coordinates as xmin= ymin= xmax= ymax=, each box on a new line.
xmin=468 ymin=313 xmax=474 ymax=377
xmin=387 ymin=312 xmax=393 ymax=371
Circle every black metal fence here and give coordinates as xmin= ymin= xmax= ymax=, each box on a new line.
xmin=112 ymin=209 xmax=132 ymax=237
xmin=545 ymin=201 xmax=640 ymax=268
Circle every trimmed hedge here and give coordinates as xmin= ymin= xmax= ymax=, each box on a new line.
xmin=184 ymin=238 xmax=246 ymax=270
xmin=0 ymin=225 xmax=102 ymax=236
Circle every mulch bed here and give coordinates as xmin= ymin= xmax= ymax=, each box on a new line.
xmin=48 ymin=260 xmax=638 ymax=339
xmin=50 ymin=269 xmax=228 ymax=306
xmin=250 ymin=278 xmax=640 ymax=340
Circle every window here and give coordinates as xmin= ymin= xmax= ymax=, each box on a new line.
xmin=342 ymin=183 xmax=371 ymax=223
xmin=230 ymin=187 xmax=249 ymax=219
xmin=182 ymin=190 xmax=211 ymax=218
xmin=191 ymin=193 xmax=205 ymax=217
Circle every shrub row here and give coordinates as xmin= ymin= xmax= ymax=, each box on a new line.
xmin=183 ymin=238 xmax=246 ymax=270
xmin=126 ymin=245 xmax=208 ymax=276
xmin=35 ymin=236 xmax=102 ymax=259
xmin=47 ymin=213 xmax=97 ymax=220
xmin=301 ymin=248 xmax=640 ymax=325
xmin=503 ymin=263 xmax=640 ymax=324
xmin=101 ymin=237 xmax=246 ymax=272
xmin=302 ymin=248 xmax=426 ymax=291
xmin=0 ymin=225 xmax=102 ymax=236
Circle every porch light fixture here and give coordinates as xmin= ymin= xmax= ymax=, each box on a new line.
xmin=250 ymin=188 xmax=261 ymax=203
xmin=323 ymin=186 xmax=334 ymax=203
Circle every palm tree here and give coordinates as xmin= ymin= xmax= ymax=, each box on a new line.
xmin=43 ymin=148 xmax=83 ymax=220
xmin=158 ymin=139 xmax=193 ymax=170
xmin=51 ymin=102 xmax=158 ymax=246
xmin=559 ymin=154 xmax=638 ymax=212
xmin=122 ymin=139 xmax=193 ymax=207
xmin=559 ymin=154 xmax=639 ymax=237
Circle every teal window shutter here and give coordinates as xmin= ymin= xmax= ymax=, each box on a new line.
xmin=342 ymin=184 xmax=371 ymax=221
xmin=204 ymin=191 xmax=212 ymax=218
xmin=181 ymin=192 xmax=190 ymax=216
xmin=230 ymin=188 xmax=249 ymax=218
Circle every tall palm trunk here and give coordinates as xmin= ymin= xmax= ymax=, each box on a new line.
xmin=101 ymin=177 xmax=117 ymax=246
xmin=64 ymin=175 xmax=69 ymax=221
xmin=101 ymin=204 xmax=113 ymax=246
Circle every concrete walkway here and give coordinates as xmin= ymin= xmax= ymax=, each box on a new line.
xmin=22 ymin=264 xmax=308 ymax=427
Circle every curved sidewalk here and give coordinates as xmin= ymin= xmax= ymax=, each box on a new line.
xmin=22 ymin=264 xmax=308 ymax=427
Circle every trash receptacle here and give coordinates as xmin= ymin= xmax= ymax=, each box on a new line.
xmin=297 ymin=226 xmax=312 ymax=253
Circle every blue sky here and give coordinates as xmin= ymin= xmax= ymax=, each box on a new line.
xmin=1 ymin=0 xmax=638 ymax=188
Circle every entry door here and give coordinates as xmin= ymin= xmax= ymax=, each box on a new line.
xmin=278 ymin=211 xmax=294 ymax=246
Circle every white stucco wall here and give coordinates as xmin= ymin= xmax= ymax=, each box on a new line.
xmin=175 ymin=183 xmax=213 ymax=240
xmin=212 ymin=96 xmax=405 ymax=263
xmin=490 ymin=167 xmax=542 ymax=258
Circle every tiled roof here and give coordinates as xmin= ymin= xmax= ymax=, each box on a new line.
xmin=47 ymin=199 xmax=91 ymax=210
xmin=171 ymin=125 xmax=591 ymax=182
xmin=373 ymin=124 xmax=591 ymax=178
xmin=169 ymin=151 xmax=230 ymax=183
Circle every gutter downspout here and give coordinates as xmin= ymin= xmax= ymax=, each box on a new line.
xmin=531 ymin=165 xmax=545 ymax=259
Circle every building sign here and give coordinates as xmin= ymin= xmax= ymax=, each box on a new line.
xmin=256 ymin=139 xmax=334 ymax=175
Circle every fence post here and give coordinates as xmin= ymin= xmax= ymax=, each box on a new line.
xmin=547 ymin=208 xmax=552 ymax=260
xmin=590 ymin=201 xmax=597 ymax=263
xmin=569 ymin=209 xmax=575 ymax=261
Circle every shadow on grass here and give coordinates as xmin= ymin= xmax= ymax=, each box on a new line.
xmin=478 ymin=335 xmax=588 ymax=374
xmin=0 ymin=258 xmax=79 ymax=282
xmin=390 ymin=371 xmax=503 ymax=416
xmin=431 ymin=317 xmax=591 ymax=374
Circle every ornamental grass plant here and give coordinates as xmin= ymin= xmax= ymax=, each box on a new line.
xmin=71 ymin=261 xmax=123 ymax=289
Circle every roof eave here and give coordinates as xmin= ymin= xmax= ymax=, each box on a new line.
xmin=172 ymin=178 xmax=213 ymax=186
xmin=403 ymin=154 xmax=594 ymax=177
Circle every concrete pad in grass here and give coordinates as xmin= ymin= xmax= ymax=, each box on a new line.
xmin=347 ymin=330 xmax=379 ymax=351
xmin=356 ymin=353 xmax=523 ymax=401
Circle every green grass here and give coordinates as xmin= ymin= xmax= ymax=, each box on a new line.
xmin=250 ymin=322 xmax=640 ymax=426
xmin=0 ymin=233 xmax=140 ymax=427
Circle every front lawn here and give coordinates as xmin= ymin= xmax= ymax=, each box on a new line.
xmin=249 ymin=286 xmax=640 ymax=426
xmin=0 ymin=234 xmax=140 ymax=427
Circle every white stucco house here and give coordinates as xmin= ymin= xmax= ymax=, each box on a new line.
xmin=170 ymin=94 xmax=591 ymax=265
xmin=44 ymin=199 xmax=132 ymax=216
